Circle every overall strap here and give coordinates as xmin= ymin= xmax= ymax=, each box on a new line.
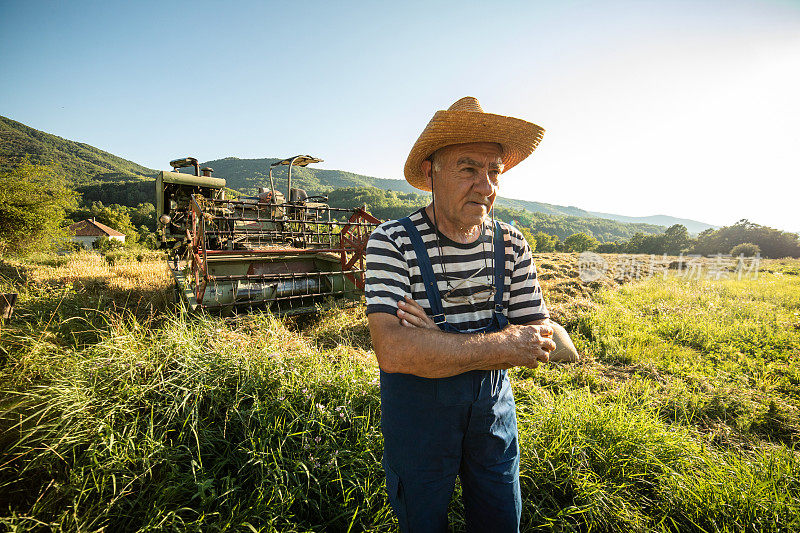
xmin=398 ymin=217 xmax=447 ymax=326
xmin=492 ymin=220 xmax=506 ymax=316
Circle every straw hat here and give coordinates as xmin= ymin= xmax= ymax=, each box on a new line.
xmin=404 ymin=96 xmax=545 ymax=191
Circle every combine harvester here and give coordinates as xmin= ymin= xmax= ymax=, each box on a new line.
xmin=156 ymin=156 xmax=381 ymax=315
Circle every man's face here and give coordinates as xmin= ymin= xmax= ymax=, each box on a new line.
xmin=423 ymin=142 xmax=504 ymax=230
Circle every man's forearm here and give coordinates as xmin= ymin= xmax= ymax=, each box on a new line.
xmin=370 ymin=316 xmax=521 ymax=378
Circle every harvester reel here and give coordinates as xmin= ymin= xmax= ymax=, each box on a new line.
xmin=339 ymin=208 xmax=381 ymax=290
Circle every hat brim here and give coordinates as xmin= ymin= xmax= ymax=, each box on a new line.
xmin=403 ymin=110 xmax=545 ymax=192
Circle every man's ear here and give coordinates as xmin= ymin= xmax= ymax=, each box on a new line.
xmin=421 ymin=159 xmax=432 ymax=190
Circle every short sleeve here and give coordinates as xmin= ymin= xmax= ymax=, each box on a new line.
xmin=365 ymin=224 xmax=410 ymax=316
xmin=507 ymin=230 xmax=549 ymax=324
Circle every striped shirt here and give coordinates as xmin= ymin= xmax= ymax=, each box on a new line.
xmin=365 ymin=208 xmax=549 ymax=332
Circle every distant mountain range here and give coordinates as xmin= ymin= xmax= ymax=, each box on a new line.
xmin=1 ymin=115 xmax=717 ymax=235
xmin=585 ymin=212 xmax=714 ymax=235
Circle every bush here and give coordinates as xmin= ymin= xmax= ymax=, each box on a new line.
xmin=94 ymin=236 xmax=125 ymax=253
xmin=104 ymin=252 xmax=119 ymax=266
xmin=62 ymin=240 xmax=86 ymax=253
xmin=731 ymin=242 xmax=761 ymax=257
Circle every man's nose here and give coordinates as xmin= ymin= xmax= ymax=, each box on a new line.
xmin=473 ymin=170 xmax=496 ymax=196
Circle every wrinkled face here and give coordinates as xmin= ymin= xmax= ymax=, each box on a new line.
xmin=422 ymin=142 xmax=504 ymax=230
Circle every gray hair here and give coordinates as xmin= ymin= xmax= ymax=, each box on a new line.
xmin=428 ymin=149 xmax=444 ymax=173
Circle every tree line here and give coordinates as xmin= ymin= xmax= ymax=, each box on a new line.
xmin=2 ymin=166 xmax=797 ymax=259
xmin=553 ymin=221 xmax=800 ymax=258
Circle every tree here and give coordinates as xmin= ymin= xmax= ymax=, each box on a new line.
xmin=626 ymin=232 xmax=666 ymax=254
xmin=130 ymin=203 xmax=156 ymax=231
xmin=663 ymin=224 xmax=691 ymax=255
xmin=564 ymin=232 xmax=599 ymax=253
xmin=519 ymin=226 xmax=537 ymax=252
xmin=0 ymin=161 xmax=79 ymax=255
xmin=94 ymin=235 xmax=125 ymax=253
xmin=534 ymin=231 xmax=558 ymax=252
xmin=90 ymin=202 xmax=138 ymax=243
xmin=596 ymin=241 xmax=624 ymax=253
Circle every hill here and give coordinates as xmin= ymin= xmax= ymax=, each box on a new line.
xmin=326 ymin=187 xmax=665 ymax=242
xmin=0 ymin=115 xmax=156 ymax=208
xmin=199 ymin=157 xmax=711 ymax=234
xmin=587 ymin=211 xmax=715 ymax=235
xmin=0 ymin=118 xmax=702 ymax=239
xmin=196 ymin=156 xmax=420 ymax=195
xmin=0 ymin=115 xmax=155 ymax=184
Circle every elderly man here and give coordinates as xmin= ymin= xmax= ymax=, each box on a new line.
xmin=365 ymin=97 xmax=564 ymax=532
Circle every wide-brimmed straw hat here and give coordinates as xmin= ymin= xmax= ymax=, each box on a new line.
xmin=403 ymin=96 xmax=545 ymax=191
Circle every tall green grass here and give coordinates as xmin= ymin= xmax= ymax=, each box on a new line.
xmin=2 ymin=312 xmax=390 ymax=531
xmin=1 ymin=269 xmax=799 ymax=531
xmin=562 ymin=273 xmax=800 ymax=446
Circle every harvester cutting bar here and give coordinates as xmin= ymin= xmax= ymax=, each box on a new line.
xmin=200 ymin=288 xmax=359 ymax=311
xmin=207 ymin=269 xmax=365 ymax=283
xmin=199 ymin=270 xmax=363 ymax=311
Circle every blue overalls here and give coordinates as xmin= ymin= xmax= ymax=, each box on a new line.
xmin=380 ymin=217 xmax=521 ymax=533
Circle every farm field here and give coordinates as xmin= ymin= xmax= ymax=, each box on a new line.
xmin=1 ymin=252 xmax=799 ymax=532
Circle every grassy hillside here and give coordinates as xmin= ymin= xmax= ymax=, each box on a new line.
xmin=1 ymin=253 xmax=799 ymax=531
xmin=0 ymin=116 xmax=155 ymax=185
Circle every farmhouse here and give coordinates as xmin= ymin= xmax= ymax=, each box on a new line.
xmin=68 ymin=218 xmax=125 ymax=250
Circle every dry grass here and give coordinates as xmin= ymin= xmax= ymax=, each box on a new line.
xmin=1 ymin=251 xmax=174 ymax=317
xmin=534 ymin=252 xmax=782 ymax=324
xmin=25 ymin=252 xmax=171 ymax=291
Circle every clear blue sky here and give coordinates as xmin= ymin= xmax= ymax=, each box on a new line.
xmin=2 ymin=0 xmax=799 ymax=232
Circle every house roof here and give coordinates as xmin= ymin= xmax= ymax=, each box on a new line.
xmin=69 ymin=219 xmax=125 ymax=237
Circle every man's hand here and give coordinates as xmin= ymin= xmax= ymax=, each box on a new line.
xmin=397 ymin=296 xmax=438 ymax=329
xmin=394 ymin=296 xmax=556 ymax=369
xmin=506 ymin=323 xmax=555 ymax=369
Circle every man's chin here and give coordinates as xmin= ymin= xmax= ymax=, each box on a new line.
xmin=461 ymin=211 xmax=489 ymax=228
